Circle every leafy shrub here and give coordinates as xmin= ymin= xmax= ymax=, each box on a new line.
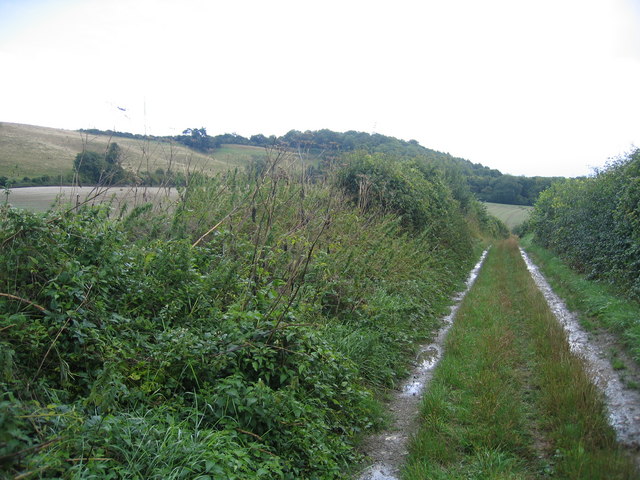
xmin=530 ymin=148 xmax=640 ymax=299
xmin=0 ymin=150 xmax=495 ymax=478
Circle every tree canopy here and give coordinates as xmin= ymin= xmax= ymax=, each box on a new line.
xmin=530 ymin=148 xmax=640 ymax=299
xmin=80 ymin=127 xmax=563 ymax=205
xmin=73 ymin=143 xmax=126 ymax=184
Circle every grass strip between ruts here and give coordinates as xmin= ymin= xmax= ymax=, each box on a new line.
xmin=403 ymin=238 xmax=637 ymax=479
xmin=520 ymin=234 xmax=640 ymax=366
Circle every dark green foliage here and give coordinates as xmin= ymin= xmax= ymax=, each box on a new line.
xmin=337 ymin=153 xmax=460 ymax=232
xmin=80 ymin=127 xmax=559 ymax=205
xmin=275 ymin=131 xmax=560 ymax=205
xmin=467 ymin=173 xmax=561 ymax=205
xmin=530 ymin=148 xmax=640 ymax=300
xmin=79 ymin=128 xmax=154 ymax=141
xmin=73 ymin=143 xmax=127 ymax=185
xmin=250 ymin=133 xmax=276 ymax=146
xmin=0 ymin=151 xmax=495 ymax=478
xmin=175 ymin=127 xmax=220 ymax=151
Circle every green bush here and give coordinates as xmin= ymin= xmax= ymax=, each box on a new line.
xmin=530 ymin=148 xmax=640 ymax=299
xmin=0 ymin=150 xmax=494 ymax=478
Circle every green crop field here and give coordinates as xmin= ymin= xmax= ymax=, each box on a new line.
xmin=0 ymin=122 xmax=268 ymax=182
xmin=484 ymin=201 xmax=533 ymax=230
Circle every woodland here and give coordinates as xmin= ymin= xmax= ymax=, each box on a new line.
xmin=74 ymin=127 xmax=561 ymax=206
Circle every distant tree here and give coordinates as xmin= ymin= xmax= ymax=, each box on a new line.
xmin=74 ymin=151 xmax=103 ymax=183
xmin=73 ymin=143 xmax=125 ymax=184
xmin=176 ymin=127 xmax=218 ymax=151
xmin=105 ymin=142 xmax=122 ymax=165
xmin=491 ymin=175 xmax=524 ymax=204
xmin=212 ymin=133 xmax=250 ymax=145
xmin=249 ymin=134 xmax=270 ymax=146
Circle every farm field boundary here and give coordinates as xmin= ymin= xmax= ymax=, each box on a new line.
xmin=483 ymin=202 xmax=532 ymax=230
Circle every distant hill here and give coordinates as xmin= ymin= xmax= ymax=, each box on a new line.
xmin=0 ymin=123 xmax=267 ymax=186
xmin=0 ymin=122 xmax=562 ymax=204
xmin=166 ymin=127 xmax=562 ymax=205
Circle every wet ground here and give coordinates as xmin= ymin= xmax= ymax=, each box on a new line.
xmin=356 ymin=250 xmax=489 ymax=480
xmin=520 ymin=249 xmax=640 ymax=458
xmin=356 ymin=248 xmax=640 ymax=478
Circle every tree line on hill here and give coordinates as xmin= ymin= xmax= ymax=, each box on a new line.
xmin=75 ymin=127 xmax=562 ymax=205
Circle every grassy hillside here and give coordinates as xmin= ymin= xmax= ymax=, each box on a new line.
xmin=484 ymin=201 xmax=532 ymax=230
xmin=0 ymin=122 xmax=268 ymax=183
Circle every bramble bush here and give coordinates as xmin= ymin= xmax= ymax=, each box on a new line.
xmin=0 ymin=150 xmax=499 ymax=478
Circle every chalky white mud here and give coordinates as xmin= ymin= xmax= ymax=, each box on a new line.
xmin=356 ymin=247 xmax=640 ymax=479
xmin=520 ymin=248 xmax=640 ymax=453
xmin=357 ymin=249 xmax=489 ymax=480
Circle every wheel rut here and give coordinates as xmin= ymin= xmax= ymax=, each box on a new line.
xmin=356 ymin=250 xmax=489 ymax=480
xmin=520 ymin=248 xmax=640 ymax=463
xmin=356 ymin=246 xmax=640 ymax=478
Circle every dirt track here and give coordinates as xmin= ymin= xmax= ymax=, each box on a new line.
xmin=356 ymin=247 xmax=640 ymax=478
xmin=357 ymin=250 xmax=489 ymax=479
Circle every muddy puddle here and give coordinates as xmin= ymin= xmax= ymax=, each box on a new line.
xmin=520 ymin=248 xmax=640 ymax=454
xmin=356 ymin=249 xmax=489 ymax=480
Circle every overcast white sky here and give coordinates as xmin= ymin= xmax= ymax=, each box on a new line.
xmin=1 ymin=0 xmax=639 ymax=177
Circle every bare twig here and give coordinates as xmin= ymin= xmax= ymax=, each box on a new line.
xmin=0 ymin=293 xmax=48 ymax=313
xmin=13 ymin=467 xmax=49 ymax=479
xmin=31 ymin=317 xmax=71 ymax=384
xmin=31 ymin=284 xmax=93 ymax=384
xmin=266 ymin=214 xmax=331 ymax=344
xmin=66 ymin=457 xmax=111 ymax=463
xmin=191 ymin=206 xmax=241 ymax=248
xmin=236 ymin=428 xmax=263 ymax=441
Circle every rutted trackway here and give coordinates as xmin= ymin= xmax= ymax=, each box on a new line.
xmin=356 ymin=249 xmax=489 ymax=480
xmin=357 ymin=246 xmax=640 ymax=478
xmin=520 ymin=248 xmax=640 ymax=453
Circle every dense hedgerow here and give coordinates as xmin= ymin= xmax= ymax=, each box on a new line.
xmin=529 ymin=148 xmax=640 ymax=300
xmin=0 ymin=150 xmax=499 ymax=478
